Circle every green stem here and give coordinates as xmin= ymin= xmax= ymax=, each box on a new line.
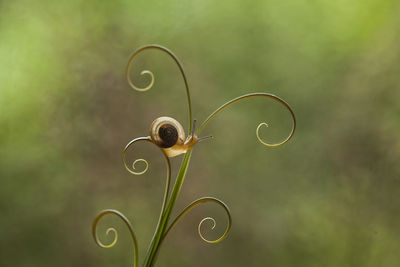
xmin=144 ymin=149 xmax=193 ymax=267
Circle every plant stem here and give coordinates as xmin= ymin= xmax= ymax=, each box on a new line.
xmin=144 ymin=149 xmax=193 ymax=266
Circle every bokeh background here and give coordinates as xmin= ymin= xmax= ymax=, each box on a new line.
xmin=1 ymin=0 xmax=400 ymax=266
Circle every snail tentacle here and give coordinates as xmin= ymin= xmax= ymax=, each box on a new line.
xmin=92 ymin=209 xmax=139 ymax=267
xmin=198 ymin=92 xmax=296 ymax=147
xmin=126 ymin=44 xmax=193 ymax=133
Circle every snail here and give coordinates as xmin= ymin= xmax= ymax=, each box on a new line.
xmin=150 ymin=116 xmax=211 ymax=158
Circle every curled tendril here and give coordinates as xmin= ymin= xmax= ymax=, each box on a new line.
xmin=128 ymin=70 xmax=155 ymax=92
xmin=256 ymin=122 xmax=271 ymax=147
xmin=125 ymin=44 xmax=193 ymax=133
xmin=131 ymin=159 xmax=148 ymax=175
xmin=161 ymin=197 xmax=232 ymax=244
xmin=198 ymin=93 xmax=296 ymax=147
xmin=122 ymin=137 xmax=152 ymax=175
xmin=100 ymin=227 xmax=118 ymax=248
xmin=122 ymin=135 xmax=172 ymax=220
xmin=92 ymin=209 xmax=139 ymax=267
xmin=198 ymin=217 xmax=217 ymax=243
xmin=122 ymin=135 xmax=173 ymax=264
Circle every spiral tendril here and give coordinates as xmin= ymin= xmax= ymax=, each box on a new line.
xmin=122 ymin=135 xmax=173 ymax=265
xmin=126 ymin=44 xmax=193 ymax=133
xmin=256 ymin=122 xmax=281 ymax=147
xmin=131 ymin=159 xmax=148 ymax=175
xmin=100 ymin=227 xmax=118 ymax=248
xmin=128 ymin=70 xmax=155 ymax=92
xmin=123 ymin=137 xmax=152 ymax=175
xmin=92 ymin=209 xmax=139 ymax=267
xmin=122 ymin=135 xmax=172 ymax=223
xmin=198 ymin=217 xmax=217 ymax=243
xmin=198 ymin=93 xmax=296 ymax=147
xmin=161 ymin=197 xmax=232 ymax=244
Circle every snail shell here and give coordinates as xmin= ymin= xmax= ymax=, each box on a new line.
xmin=149 ymin=116 xmax=212 ymax=157
xmin=150 ymin=117 xmax=185 ymax=148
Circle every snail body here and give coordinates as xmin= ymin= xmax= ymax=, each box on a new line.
xmin=150 ymin=117 xmax=198 ymax=158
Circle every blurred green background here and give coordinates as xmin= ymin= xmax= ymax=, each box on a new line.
xmin=1 ymin=0 xmax=400 ymax=266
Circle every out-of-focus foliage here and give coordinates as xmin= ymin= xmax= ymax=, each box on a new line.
xmin=1 ymin=0 xmax=400 ymax=266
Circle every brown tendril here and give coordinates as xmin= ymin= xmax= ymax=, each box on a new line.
xmin=198 ymin=92 xmax=296 ymax=147
xmin=92 ymin=209 xmax=139 ymax=267
xmin=125 ymin=44 xmax=193 ymax=133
